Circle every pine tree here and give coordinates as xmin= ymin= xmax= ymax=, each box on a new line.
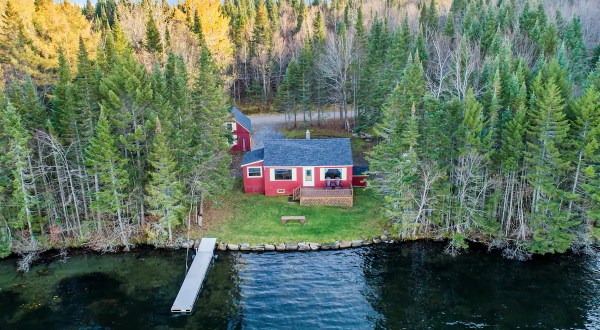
xmin=312 ymin=10 xmax=326 ymax=44
xmin=369 ymin=104 xmax=422 ymax=238
xmin=84 ymin=0 xmax=95 ymax=20
xmin=145 ymin=14 xmax=163 ymax=54
xmin=146 ymin=118 xmax=185 ymax=242
xmin=563 ymin=17 xmax=587 ymax=83
xmin=5 ymin=76 xmax=46 ymax=130
xmin=498 ymin=106 xmax=528 ymax=240
xmin=443 ymin=11 xmax=455 ymax=38
xmin=98 ymin=50 xmax=151 ymax=226
xmin=569 ymin=87 xmax=600 ymax=240
xmin=426 ymin=0 xmax=438 ymax=32
xmin=357 ymin=18 xmax=389 ymax=130
xmin=384 ymin=17 xmax=411 ymax=88
xmin=1 ymin=102 xmax=35 ymax=240
xmin=73 ymin=37 xmax=99 ymax=140
xmin=186 ymin=44 xmax=232 ymax=216
xmin=450 ymin=89 xmax=494 ymax=249
xmin=377 ymin=53 xmax=428 ymax=137
xmin=51 ymin=47 xmax=76 ymax=140
xmin=527 ymin=78 xmax=575 ymax=254
xmin=251 ymin=0 xmax=272 ymax=100
xmin=86 ymin=108 xmax=130 ymax=248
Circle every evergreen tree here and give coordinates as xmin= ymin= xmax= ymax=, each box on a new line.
xmin=86 ymin=108 xmax=130 ymax=248
xmin=146 ymin=118 xmax=185 ymax=242
xmin=51 ymin=47 xmax=76 ymax=140
xmin=84 ymin=0 xmax=95 ymax=20
xmin=1 ymin=102 xmax=35 ymax=240
xmin=72 ymin=37 xmax=99 ymax=140
xmin=186 ymin=44 xmax=232 ymax=215
xmin=369 ymin=104 xmax=422 ymax=238
xmin=569 ymin=87 xmax=600 ymax=241
xmin=527 ymin=78 xmax=575 ymax=254
xmin=377 ymin=53 xmax=428 ymax=137
xmin=145 ymin=14 xmax=163 ymax=54
xmin=250 ymin=0 xmax=272 ymax=100
xmin=443 ymin=11 xmax=455 ymax=38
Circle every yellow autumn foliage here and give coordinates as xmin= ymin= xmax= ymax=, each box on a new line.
xmin=0 ymin=0 xmax=98 ymax=84
xmin=174 ymin=0 xmax=233 ymax=70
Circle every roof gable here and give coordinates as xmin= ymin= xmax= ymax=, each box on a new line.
xmin=263 ymin=138 xmax=353 ymax=167
xmin=231 ymin=107 xmax=252 ymax=132
xmin=241 ymin=148 xmax=264 ymax=165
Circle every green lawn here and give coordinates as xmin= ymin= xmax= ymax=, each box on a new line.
xmin=202 ymin=188 xmax=387 ymax=245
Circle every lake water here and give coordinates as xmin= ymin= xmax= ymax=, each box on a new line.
xmin=1 ymin=242 xmax=598 ymax=329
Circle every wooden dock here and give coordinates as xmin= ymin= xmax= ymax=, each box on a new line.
xmin=171 ymin=237 xmax=217 ymax=313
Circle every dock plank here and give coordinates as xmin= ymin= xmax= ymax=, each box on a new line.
xmin=171 ymin=237 xmax=217 ymax=313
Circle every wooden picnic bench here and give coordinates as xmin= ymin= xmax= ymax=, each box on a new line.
xmin=281 ymin=216 xmax=306 ymax=224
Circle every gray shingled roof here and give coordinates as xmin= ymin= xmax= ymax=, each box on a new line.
xmin=231 ymin=107 xmax=252 ymax=132
xmin=263 ymin=138 xmax=353 ymax=166
xmin=353 ymin=166 xmax=369 ymax=175
xmin=241 ymin=148 xmax=264 ymax=165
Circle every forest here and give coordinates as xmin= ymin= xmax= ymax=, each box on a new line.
xmin=0 ymin=0 xmax=599 ymax=264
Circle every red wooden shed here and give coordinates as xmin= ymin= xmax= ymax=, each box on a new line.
xmin=228 ymin=107 xmax=252 ymax=152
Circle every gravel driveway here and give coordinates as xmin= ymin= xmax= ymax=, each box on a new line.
xmin=250 ymin=111 xmax=354 ymax=149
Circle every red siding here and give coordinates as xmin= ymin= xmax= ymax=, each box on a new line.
xmin=264 ymin=167 xmax=303 ymax=196
xmin=242 ymin=161 xmax=265 ymax=194
xmin=352 ymin=175 xmax=368 ymax=187
xmin=230 ymin=121 xmax=252 ymax=152
xmin=262 ymin=166 xmax=353 ymax=196
xmin=312 ymin=166 xmax=353 ymax=189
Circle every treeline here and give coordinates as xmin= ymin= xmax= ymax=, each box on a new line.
xmin=362 ymin=1 xmax=600 ymax=257
xmin=1 ymin=0 xmax=600 ymax=259
xmin=0 ymin=2 xmax=231 ymax=260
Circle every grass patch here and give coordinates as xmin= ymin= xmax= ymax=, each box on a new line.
xmin=201 ymin=188 xmax=387 ymax=245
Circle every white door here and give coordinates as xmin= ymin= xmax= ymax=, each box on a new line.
xmin=303 ymin=167 xmax=315 ymax=187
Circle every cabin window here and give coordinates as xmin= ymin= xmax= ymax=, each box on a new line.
xmin=277 ymin=189 xmax=286 ymax=194
xmin=226 ymin=122 xmax=236 ymax=132
xmin=274 ymin=169 xmax=293 ymax=180
xmin=247 ymin=167 xmax=262 ymax=178
xmin=324 ymin=168 xmax=343 ymax=179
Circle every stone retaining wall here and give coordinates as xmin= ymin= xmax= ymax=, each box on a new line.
xmin=212 ymin=233 xmax=394 ymax=252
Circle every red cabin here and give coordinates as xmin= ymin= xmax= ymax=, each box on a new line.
xmin=228 ymin=107 xmax=252 ymax=152
xmin=241 ymin=138 xmax=354 ymax=196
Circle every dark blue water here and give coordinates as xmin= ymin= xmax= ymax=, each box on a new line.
xmin=0 ymin=242 xmax=598 ymax=329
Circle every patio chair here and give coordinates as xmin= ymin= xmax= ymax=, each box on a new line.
xmin=325 ymin=177 xmax=332 ymax=189
xmin=334 ymin=177 xmax=342 ymax=189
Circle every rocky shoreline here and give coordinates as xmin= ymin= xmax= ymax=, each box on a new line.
xmin=189 ymin=231 xmax=395 ymax=252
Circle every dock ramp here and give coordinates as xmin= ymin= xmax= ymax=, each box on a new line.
xmin=171 ymin=237 xmax=217 ymax=313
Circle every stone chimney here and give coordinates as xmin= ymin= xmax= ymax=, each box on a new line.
xmin=306 ymin=130 xmax=311 ymax=140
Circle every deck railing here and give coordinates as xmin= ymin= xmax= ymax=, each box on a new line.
xmin=299 ymin=187 xmax=353 ymax=198
xmin=292 ymin=186 xmax=302 ymax=201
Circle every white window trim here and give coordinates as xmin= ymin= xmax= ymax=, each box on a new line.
xmin=269 ymin=168 xmax=297 ymax=181
xmin=247 ymin=167 xmax=263 ymax=178
xmin=226 ymin=121 xmax=237 ymax=132
xmin=320 ymin=168 xmax=347 ymax=181
xmin=277 ymin=189 xmax=286 ymax=194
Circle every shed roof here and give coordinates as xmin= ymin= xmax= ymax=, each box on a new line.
xmin=352 ymin=166 xmax=369 ymax=175
xmin=231 ymin=107 xmax=252 ymax=132
xmin=241 ymin=148 xmax=264 ymax=165
xmin=263 ymin=138 xmax=353 ymax=167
